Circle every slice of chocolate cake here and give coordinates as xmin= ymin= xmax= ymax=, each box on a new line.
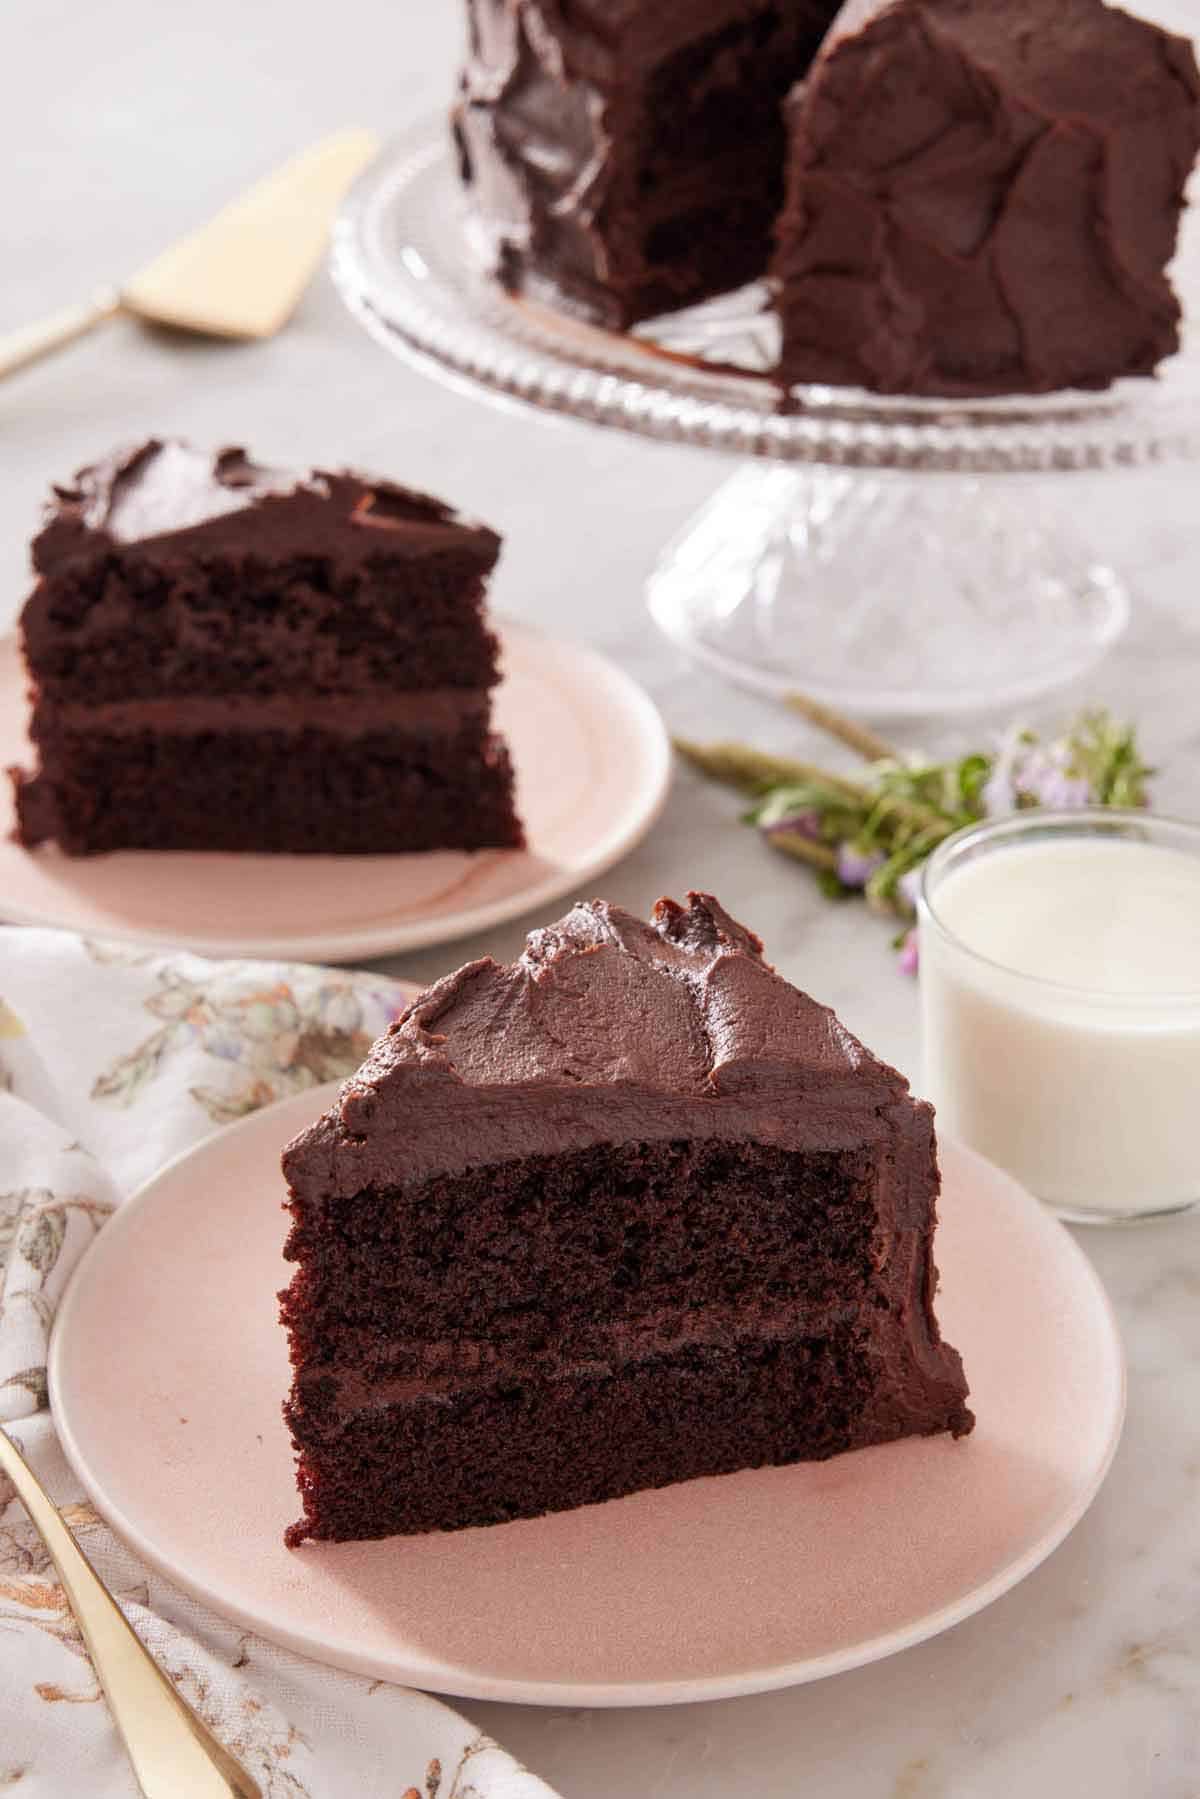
xmin=454 ymin=0 xmax=841 ymax=329
xmin=280 ymin=892 xmax=971 ymax=1546
xmin=773 ymin=0 xmax=1200 ymax=396
xmin=9 ymin=440 xmax=523 ymax=855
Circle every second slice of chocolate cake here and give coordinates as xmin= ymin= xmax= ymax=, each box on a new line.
xmin=280 ymin=892 xmax=972 ymax=1546
xmin=9 ymin=440 xmax=523 ymax=855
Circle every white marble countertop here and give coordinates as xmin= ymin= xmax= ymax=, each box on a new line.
xmin=6 ymin=3 xmax=1200 ymax=1793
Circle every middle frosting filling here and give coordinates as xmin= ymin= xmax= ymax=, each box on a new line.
xmin=38 ymin=690 xmax=490 ymax=736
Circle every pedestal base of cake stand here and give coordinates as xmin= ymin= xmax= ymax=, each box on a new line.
xmin=646 ymin=464 xmax=1130 ymax=720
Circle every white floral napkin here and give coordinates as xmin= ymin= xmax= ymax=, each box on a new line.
xmin=0 ymin=926 xmax=561 ymax=1799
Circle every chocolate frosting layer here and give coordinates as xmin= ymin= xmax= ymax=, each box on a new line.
xmin=773 ymin=0 xmax=1200 ymax=396
xmin=305 ymin=1294 xmax=868 ymax=1413
xmin=33 ymin=440 xmax=501 ymax=576
xmin=285 ymin=892 xmax=911 ymax=1192
xmin=283 ymin=892 xmax=970 ymax=1438
xmin=36 ymin=689 xmax=489 ymax=739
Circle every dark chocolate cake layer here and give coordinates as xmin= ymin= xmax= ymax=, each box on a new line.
xmin=775 ymin=0 xmax=1200 ymax=396
xmin=281 ymin=893 xmax=972 ymax=1545
xmin=9 ymin=441 xmax=523 ymax=856
xmin=454 ymin=0 xmax=841 ymax=329
xmin=286 ymin=1324 xmax=948 ymax=1544
xmin=280 ymin=1139 xmax=880 ymax=1366
xmin=12 ymin=728 xmax=520 ymax=857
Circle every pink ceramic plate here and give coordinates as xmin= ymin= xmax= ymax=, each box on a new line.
xmin=50 ymin=1089 xmax=1124 ymax=1708
xmin=0 ymin=624 xmax=669 ymax=961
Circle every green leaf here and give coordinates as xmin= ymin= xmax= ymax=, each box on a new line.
xmin=1061 ymin=708 xmax=1153 ymax=808
xmin=957 ymin=753 xmax=993 ymax=813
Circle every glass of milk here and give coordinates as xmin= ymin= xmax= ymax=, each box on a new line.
xmin=918 ymin=810 xmax=1200 ymax=1223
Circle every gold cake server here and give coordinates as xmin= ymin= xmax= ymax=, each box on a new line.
xmin=0 ymin=1423 xmax=261 ymax=1798
xmin=0 ymin=128 xmax=379 ymax=380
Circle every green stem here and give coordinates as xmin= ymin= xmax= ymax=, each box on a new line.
xmin=674 ymin=738 xmax=866 ymax=800
xmin=865 ymin=789 xmax=953 ymax=838
xmin=766 ymin=831 xmax=840 ymax=872
xmin=781 ymin=691 xmax=898 ymax=764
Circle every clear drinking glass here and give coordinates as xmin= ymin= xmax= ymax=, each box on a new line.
xmin=918 ymin=810 xmax=1200 ymax=1225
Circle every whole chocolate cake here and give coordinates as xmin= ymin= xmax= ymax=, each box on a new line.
xmin=280 ymin=892 xmax=972 ymax=1546
xmin=9 ymin=441 xmax=524 ymax=855
xmin=454 ymin=0 xmax=1200 ymax=396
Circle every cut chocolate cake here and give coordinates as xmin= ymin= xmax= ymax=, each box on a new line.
xmin=772 ymin=0 xmax=1200 ymax=396
xmin=454 ymin=0 xmax=842 ymax=329
xmin=280 ymin=892 xmax=972 ymax=1546
xmin=9 ymin=440 xmax=523 ymax=855
xmin=454 ymin=0 xmax=1200 ymax=395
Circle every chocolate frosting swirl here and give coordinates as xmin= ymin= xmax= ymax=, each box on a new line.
xmin=286 ymin=892 xmax=918 ymax=1190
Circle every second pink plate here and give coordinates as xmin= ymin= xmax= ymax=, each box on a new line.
xmin=0 ymin=623 xmax=670 ymax=961
xmin=50 ymin=1087 xmax=1124 ymax=1707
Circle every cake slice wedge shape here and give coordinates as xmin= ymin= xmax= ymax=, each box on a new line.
xmin=280 ymin=891 xmax=972 ymax=1545
xmin=9 ymin=439 xmax=523 ymax=855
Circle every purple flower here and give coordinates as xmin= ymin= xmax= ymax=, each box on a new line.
xmin=1015 ymin=744 xmax=1092 ymax=810
xmin=986 ymin=726 xmax=1094 ymax=816
xmin=836 ymin=842 xmax=885 ymax=888
xmin=762 ymin=808 xmax=822 ymax=841
xmin=897 ymin=928 xmax=919 ymax=977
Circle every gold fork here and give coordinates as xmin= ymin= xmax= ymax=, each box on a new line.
xmin=0 ymin=1424 xmax=260 ymax=1798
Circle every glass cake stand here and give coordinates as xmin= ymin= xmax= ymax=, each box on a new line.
xmin=332 ymin=125 xmax=1200 ymax=718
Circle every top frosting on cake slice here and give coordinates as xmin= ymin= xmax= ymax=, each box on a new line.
xmin=361 ymin=891 xmax=896 ymax=1093
xmin=33 ymin=439 xmax=501 ymax=575
xmin=287 ymin=893 xmax=920 ymax=1188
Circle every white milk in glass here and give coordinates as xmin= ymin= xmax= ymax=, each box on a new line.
xmin=920 ymin=832 xmax=1200 ymax=1219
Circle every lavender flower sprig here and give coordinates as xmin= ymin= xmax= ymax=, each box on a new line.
xmin=675 ymin=706 xmax=1153 ymax=972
